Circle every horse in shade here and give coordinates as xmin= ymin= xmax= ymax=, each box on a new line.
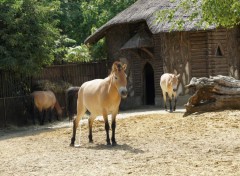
xmin=31 ymin=90 xmax=63 ymax=125
xmin=65 ymin=86 xmax=79 ymax=121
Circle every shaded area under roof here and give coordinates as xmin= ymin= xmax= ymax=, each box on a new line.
xmin=121 ymin=30 xmax=153 ymax=50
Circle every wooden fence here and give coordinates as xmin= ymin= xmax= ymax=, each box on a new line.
xmin=0 ymin=61 xmax=110 ymax=128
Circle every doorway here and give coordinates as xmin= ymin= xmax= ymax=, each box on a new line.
xmin=143 ymin=63 xmax=155 ymax=105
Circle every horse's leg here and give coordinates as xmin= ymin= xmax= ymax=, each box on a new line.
xmin=32 ymin=105 xmax=37 ymax=125
xmin=70 ymin=102 xmax=86 ymax=146
xmin=103 ymin=113 xmax=111 ymax=145
xmin=172 ymin=92 xmax=176 ymax=111
xmin=111 ymin=113 xmax=117 ymax=146
xmin=163 ymin=91 xmax=167 ymax=111
xmin=40 ymin=110 xmax=44 ymax=125
xmin=88 ymin=115 xmax=95 ymax=143
xmin=169 ymin=94 xmax=173 ymax=113
xmin=48 ymin=108 xmax=53 ymax=122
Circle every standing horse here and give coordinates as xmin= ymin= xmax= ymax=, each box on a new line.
xmin=65 ymin=86 xmax=79 ymax=121
xmin=70 ymin=61 xmax=128 ymax=147
xmin=160 ymin=73 xmax=180 ymax=112
xmin=31 ymin=90 xmax=63 ymax=125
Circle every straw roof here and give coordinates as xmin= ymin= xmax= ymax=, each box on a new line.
xmin=85 ymin=0 xmax=215 ymax=44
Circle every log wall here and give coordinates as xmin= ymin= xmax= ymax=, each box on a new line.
xmin=190 ymin=31 xmax=208 ymax=78
xmin=208 ymin=28 xmax=228 ymax=76
xmin=227 ymin=27 xmax=240 ymax=79
xmin=161 ymin=32 xmax=191 ymax=95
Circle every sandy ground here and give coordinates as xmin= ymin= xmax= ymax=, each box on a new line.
xmin=0 ymin=108 xmax=240 ymax=176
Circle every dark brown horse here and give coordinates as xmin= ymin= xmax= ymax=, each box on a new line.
xmin=70 ymin=61 xmax=128 ymax=147
xmin=65 ymin=86 xmax=79 ymax=121
xmin=31 ymin=90 xmax=63 ymax=125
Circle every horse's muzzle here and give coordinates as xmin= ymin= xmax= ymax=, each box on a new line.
xmin=173 ymin=88 xmax=177 ymax=92
xmin=121 ymin=90 xmax=128 ymax=99
xmin=119 ymin=87 xmax=128 ymax=99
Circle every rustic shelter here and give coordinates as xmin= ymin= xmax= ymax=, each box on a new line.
xmin=85 ymin=0 xmax=240 ymax=108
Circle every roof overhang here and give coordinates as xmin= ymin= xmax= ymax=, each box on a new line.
xmin=121 ymin=30 xmax=153 ymax=50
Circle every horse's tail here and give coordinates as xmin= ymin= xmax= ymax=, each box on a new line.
xmin=65 ymin=87 xmax=79 ymax=121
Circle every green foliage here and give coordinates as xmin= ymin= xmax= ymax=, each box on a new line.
xmin=59 ymin=0 xmax=136 ymax=59
xmin=0 ymin=0 xmax=60 ymax=75
xmin=53 ymin=35 xmax=76 ymax=64
xmin=90 ymin=38 xmax=107 ymax=61
xmin=156 ymin=0 xmax=240 ymax=30
xmin=0 ymin=0 xmax=136 ymax=74
xmin=64 ymin=44 xmax=92 ymax=63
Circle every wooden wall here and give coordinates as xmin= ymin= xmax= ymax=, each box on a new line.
xmin=106 ymin=23 xmax=163 ymax=107
xmin=160 ymin=27 xmax=240 ymax=95
xmin=227 ymin=27 xmax=240 ymax=79
xmin=190 ymin=31 xmax=208 ymax=78
xmin=208 ymin=28 xmax=228 ymax=76
xmin=105 ymin=23 xmax=240 ymax=107
xmin=160 ymin=32 xmax=191 ymax=95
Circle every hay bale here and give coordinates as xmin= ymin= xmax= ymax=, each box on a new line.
xmin=32 ymin=80 xmax=72 ymax=93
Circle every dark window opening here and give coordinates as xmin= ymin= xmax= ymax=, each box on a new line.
xmin=143 ymin=63 xmax=155 ymax=105
xmin=216 ymin=46 xmax=223 ymax=56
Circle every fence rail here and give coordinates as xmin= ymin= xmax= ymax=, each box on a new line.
xmin=0 ymin=60 xmax=110 ymax=127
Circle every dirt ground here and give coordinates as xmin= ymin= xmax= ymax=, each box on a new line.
xmin=0 ymin=109 xmax=240 ymax=176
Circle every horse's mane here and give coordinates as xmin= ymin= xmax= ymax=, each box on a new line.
xmin=110 ymin=61 xmax=124 ymax=75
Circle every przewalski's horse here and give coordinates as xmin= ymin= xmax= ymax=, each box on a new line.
xmin=31 ymin=90 xmax=63 ymax=125
xmin=160 ymin=73 xmax=180 ymax=112
xmin=65 ymin=86 xmax=79 ymax=121
xmin=70 ymin=61 xmax=128 ymax=147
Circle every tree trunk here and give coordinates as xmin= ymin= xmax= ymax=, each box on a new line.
xmin=184 ymin=75 xmax=240 ymax=116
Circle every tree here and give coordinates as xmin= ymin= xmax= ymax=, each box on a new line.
xmin=0 ymin=0 xmax=60 ymax=75
xmin=64 ymin=44 xmax=92 ymax=63
xmin=157 ymin=0 xmax=240 ymax=30
xmin=58 ymin=0 xmax=136 ymax=60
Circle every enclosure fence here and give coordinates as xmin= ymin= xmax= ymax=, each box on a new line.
xmin=0 ymin=60 xmax=110 ymax=128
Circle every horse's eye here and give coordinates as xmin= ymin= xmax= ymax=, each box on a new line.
xmin=115 ymin=76 xmax=118 ymax=80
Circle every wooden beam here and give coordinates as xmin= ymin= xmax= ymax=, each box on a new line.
xmin=140 ymin=47 xmax=154 ymax=59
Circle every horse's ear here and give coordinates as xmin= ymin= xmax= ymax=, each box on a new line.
xmin=112 ymin=62 xmax=119 ymax=72
xmin=176 ymin=74 xmax=180 ymax=78
xmin=122 ymin=64 xmax=127 ymax=71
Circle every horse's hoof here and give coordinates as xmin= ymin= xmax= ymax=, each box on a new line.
xmin=112 ymin=142 xmax=117 ymax=146
xmin=70 ymin=143 xmax=74 ymax=147
xmin=89 ymin=140 xmax=93 ymax=143
xmin=107 ymin=142 xmax=111 ymax=146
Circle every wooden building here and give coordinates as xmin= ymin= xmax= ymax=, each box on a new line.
xmin=85 ymin=0 xmax=240 ymax=108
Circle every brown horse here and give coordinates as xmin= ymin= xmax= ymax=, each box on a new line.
xmin=31 ymin=90 xmax=63 ymax=125
xmin=70 ymin=61 xmax=128 ymax=147
xmin=160 ymin=73 xmax=180 ymax=112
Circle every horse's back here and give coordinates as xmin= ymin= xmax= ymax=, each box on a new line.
xmin=78 ymin=78 xmax=120 ymax=115
xmin=32 ymin=90 xmax=56 ymax=109
xmin=80 ymin=79 xmax=106 ymax=96
xmin=160 ymin=73 xmax=171 ymax=89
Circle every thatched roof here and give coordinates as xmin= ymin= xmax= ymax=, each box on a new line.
xmin=85 ymin=0 xmax=215 ymax=44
